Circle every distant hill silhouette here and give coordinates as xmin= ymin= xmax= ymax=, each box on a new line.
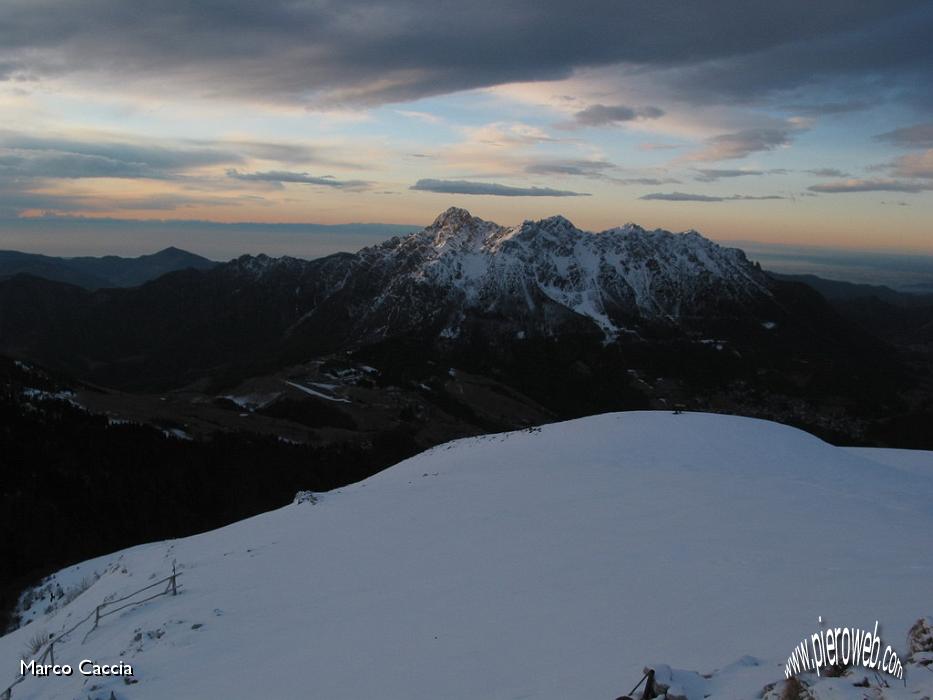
xmin=0 ymin=246 xmax=217 ymax=289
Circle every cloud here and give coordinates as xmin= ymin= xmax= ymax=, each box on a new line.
xmin=226 ymin=169 xmax=370 ymax=191
xmin=0 ymin=130 xmax=358 ymax=181
xmin=806 ymin=168 xmax=850 ymax=177
xmin=524 ymin=159 xmax=615 ymax=177
xmin=875 ymin=122 xmax=933 ymax=149
xmin=410 ymin=179 xmax=588 ymax=197
xmin=565 ymin=104 xmax=664 ymax=128
xmin=640 ymin=191 xmax=785 ymax=202
xmin=417 ymin=122 xmax=568 ymax=181
xmin=0 ymin=179 xmax=258 ymax=216
xmin=0 ymin=131 xmax=253 ymax=216
xmin=0 ymin=2 xmax=923 ymax=108
xmin=523 ymin=160 xmax=678 ymax=185
xmin=395 ymin=110 xmax=443 ymax=124
xmin=105 ymin=193 xmax=263 ymax=211
xmin=641 ymin=192 xmax=724 ymax=202
xmin=889 ymin=150 xmax=933 ymax=179
xmin=784 ymin=101 xmax=872 ymax=116
xmin=0 ymin=130 xmax=241 ymax=179
xmin=468 ymin=123 xmax=558 ymax=146
xmin=220 ymin=141 xmax=360 ymax=168
xmin=0 ymin=185 xmax=89 ymax=217
xmin=638 ymin=143 xmax=684 ymax=152
xmin=807 ymin=178 xmax=932 ymax=193
xmin=693 ymin=168 xmax=764 ymax=182
xmin=689 ymin=128 xmax=794 ymax=161
xmin=0 ymin=130 xmax=374 ymax=217
xmin=726 ymin=194 xmax=786 ymax=200
xmin=0 ymin=151 xmax=164 ymax=179
xmin=654 ymin=5 xmax=933 ymax=108
xmin=615 ymin=177 xmax=681 ymax=186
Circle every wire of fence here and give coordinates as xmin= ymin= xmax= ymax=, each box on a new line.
xmin=1 ymin=564 xmax=182 ymax=700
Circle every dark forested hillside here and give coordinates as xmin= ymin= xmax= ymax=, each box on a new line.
xmin=0 ymin=358 xmax=420 ymax=632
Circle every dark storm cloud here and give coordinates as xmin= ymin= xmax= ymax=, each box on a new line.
xmin=0 ymin=1 xmax=927 ymax=107
xmin=640 ymin=192 xmax=784 ymax=202
xmin=566 ymin=104 xmax=664 ymax=128
xmin=657 ymin=5 xmax=933 ymax=107
xmin=808 ymin=179 xmax=932 ymax=193
xmin=410 ymin=179 xmax=588 ymax=197
xmin=227 ymin=169 xmax=371 ymax=191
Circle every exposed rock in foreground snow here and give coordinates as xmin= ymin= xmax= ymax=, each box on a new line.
xmin=2 ymin=412 xmax=931 ymax=699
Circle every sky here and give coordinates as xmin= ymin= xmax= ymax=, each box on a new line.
xmin=0 ymin=1 xmax=932 ymax=260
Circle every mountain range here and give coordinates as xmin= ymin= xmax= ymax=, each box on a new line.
xmin=3 ymin=208 xmax=929 ymax=441
xmin=0 ymin=246 xmax=216 ymax=289
xmin=3 ymin=208 xmax=931 ymax=451
xmin=3 ymin=209 xmax=932 ymax=631
xmin=0 ymin=208 xmax=853 ymax=386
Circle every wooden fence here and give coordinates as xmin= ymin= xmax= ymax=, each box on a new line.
xmin=1 ymin=563 xmax=181 ymax=700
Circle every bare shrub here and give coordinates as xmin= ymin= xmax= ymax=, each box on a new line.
xmin=21 ymin=629 xmax=50 ymax=660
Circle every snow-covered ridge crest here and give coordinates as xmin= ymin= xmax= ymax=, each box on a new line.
xmin=358 ymin=207 xmax=773 ymax=337
xmin=201 ymin=208 xmax=777 ymax=345
xmin=224 ymin=252 xmax=309 ymax=279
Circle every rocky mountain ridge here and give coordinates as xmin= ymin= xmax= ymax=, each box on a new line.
xmin=293 ymin=207 xmax=776 ymax=342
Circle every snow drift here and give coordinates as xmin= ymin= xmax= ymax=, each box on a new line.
xmin=2 ymin=412 xmax=931 ymax=699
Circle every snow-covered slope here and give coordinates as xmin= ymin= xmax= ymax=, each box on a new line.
xmin=3 ymin=412 xmax=932 ymax=699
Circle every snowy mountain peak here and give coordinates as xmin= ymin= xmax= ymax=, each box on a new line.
xmin=508 ymin=214 xmax=580 ymax=247
xmin=198 ymin=210 xmax=780 ymax=350
xmin=347 ymin=209 xmax=776 ymax=340
xmin=522 ymin=214 xmax=576 ymax=232
xmin=424 ymin=207 xmax=504 ymax=253
xmin=430 ymin=206 xmax=483 ymax=229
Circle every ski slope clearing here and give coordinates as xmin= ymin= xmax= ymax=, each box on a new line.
xmin=2 ymin=412 xmax=932 ymax=699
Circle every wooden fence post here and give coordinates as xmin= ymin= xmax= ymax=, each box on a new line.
xmin=0 ymin=565 xmax=184 ymax=697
